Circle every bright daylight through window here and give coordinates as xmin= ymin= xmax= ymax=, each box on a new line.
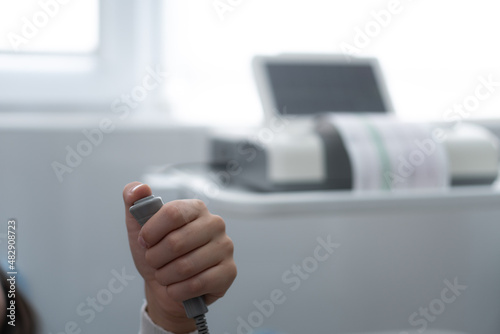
xmin=0 ymin=0 xmax=99 ymax=54
xmin=161 ymin=0 xmax=500 ymax=125
xmin=0 ymin=0 xmax=499 ymax=125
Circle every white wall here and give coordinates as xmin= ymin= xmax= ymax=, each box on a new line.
xmin=0 ymin=120 xmax=208 ymax=334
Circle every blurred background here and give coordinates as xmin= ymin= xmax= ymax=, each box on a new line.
xmin=0 ymin=0 xmax=500 ymax=333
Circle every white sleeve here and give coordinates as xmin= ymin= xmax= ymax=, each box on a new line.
xmin=139 ymin=301 xmax=197 ymax=334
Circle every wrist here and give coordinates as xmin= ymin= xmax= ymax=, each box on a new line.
xmin=145 ymin=283 xmax=197 ymax=334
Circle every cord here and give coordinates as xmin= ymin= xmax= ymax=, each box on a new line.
xmin=129 ymin=195 xmax=210 ymax=334
xmin=194 ymin=314 xmax=209 ymax=334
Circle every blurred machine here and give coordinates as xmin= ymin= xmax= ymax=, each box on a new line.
xmin=211 ymin=117 xmax=499 ymax=192
xmin=211 ymin=54 xmax=499 ymax=192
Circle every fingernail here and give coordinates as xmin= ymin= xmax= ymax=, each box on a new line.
xmin=130 ymin=183 xmax=144 ymax=195
xmin=138 ymin=235 xmax=148 ymax=249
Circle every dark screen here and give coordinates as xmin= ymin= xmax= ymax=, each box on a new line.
xmin=266 ymin=63 xmax=388 ymax=115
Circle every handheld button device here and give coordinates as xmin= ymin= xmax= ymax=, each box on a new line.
xmin=130 ymin=195 xmax=209 ymax=334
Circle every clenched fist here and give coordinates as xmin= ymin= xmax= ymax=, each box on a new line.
xmin=123 ymin=182 xmax=237 ymax=333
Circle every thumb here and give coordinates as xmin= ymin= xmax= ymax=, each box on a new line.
xmin=123 ymin=182 xmax=153 ymax=274
xmin=123 ymin=182 xmax=153 ymax=234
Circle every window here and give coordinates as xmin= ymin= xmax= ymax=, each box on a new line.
xmin=0 ymin=0 xmax=99 ymax=54
xmin=1 ymin=0 xmax=499 ymax=124
xmin=0 ymin=0 xmax=160 ymax=111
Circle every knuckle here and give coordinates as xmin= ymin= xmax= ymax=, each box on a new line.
xmin=175 ymin=257 xmax=195 ymax=278
xmin=229 ymin=261 xmax=238 ymax=280
xmin=165 ymin=233 xmax=183 ymax=255
xmin=164 ymin=202 xmax=184 ymax=223
xmin=221 ymin=261 xmax=237 ymax=290
xmin=187 ymin=276 xmax=205 ymax=296
xmin=192 ymin=199 xmax=207 ymax=212
xmin=216 ymin=235 xmax=234 ymax=256
xmin=224 ymin=236 xmax=235 ymax=255
xmin=210 ymin=214 xmax=226 ymax=232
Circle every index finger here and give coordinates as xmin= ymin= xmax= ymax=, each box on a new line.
xmin=139 ymin=199 xmax=208 ymax=248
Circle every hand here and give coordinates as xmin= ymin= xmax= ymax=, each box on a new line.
xmin=123 ymin=182 xmax=237 ymax=333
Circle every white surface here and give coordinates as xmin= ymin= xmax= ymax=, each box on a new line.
xmin=145 ymin=167 xmax=500 ymax=215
